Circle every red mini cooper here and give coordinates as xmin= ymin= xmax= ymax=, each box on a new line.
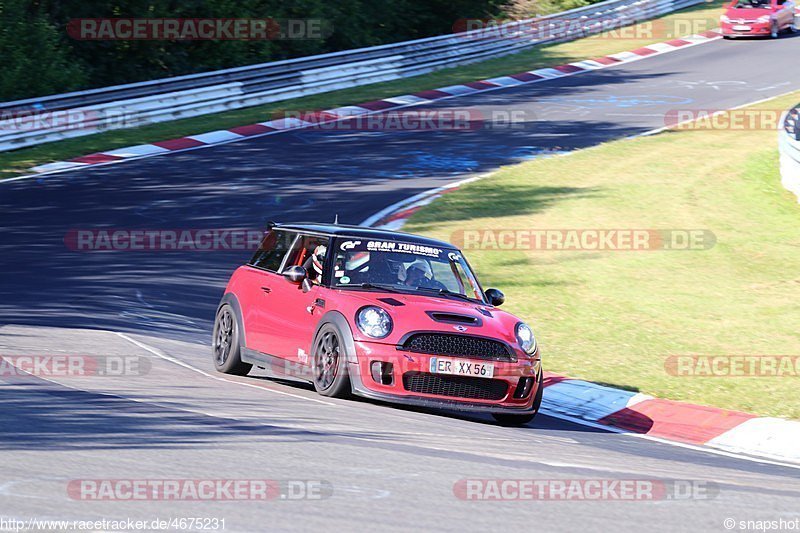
xmin=212 ymin=223 xmax=543 ymax=425
xmin=720 ymin=0 xmax=797 ymax=38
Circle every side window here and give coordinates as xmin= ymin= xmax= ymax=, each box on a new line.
xmin=283 ymin=234 xmax=330 ymax=284
xmin=249 ymin=230 xmax=295 ymax=272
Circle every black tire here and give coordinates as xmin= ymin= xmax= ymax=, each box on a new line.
xmin=312 ymin=323 xmax=351 ymax=398
xmin=212 ymin=304 xmax=252 ymax=376
xmin=492 ymin=370 xmax=544 ymax=426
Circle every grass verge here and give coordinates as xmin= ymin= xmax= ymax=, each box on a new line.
xmin=404 ymin=91 xmax=800 ymax=419
xmin=0 ymin=0 xmax=724 ymax=178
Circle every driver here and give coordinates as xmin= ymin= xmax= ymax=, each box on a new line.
xmin=305 ymin=244 xmax=327 ymax=284
xmin=398 ymin=259 xmax=433 ymax=288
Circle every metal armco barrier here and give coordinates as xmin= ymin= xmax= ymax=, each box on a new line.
xmin=779 ymin=104 xmax=800 ymax=201
xmin=0 ymin=0 xmax=706 ymax=152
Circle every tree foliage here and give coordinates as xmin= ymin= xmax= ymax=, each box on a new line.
xmin=2 ymin=0 xmax=587 ymax=101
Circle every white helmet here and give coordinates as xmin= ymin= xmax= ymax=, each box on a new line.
xmin=398 ymin=259 xmax=432 ymax=282
xmin=311 ymin=245 xmax=327 ymax=276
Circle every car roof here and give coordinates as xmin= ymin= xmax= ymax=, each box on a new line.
xmin=274 ymin=222 xmax=457 ymax=249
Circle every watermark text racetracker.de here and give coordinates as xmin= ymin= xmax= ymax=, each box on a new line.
xmin=664 ymin=109 xmax=789 ymax=131
xmin=452 ymin=15 xmax=718 ymax=41
xmin=67 ymin=479 xmax=333 ymax=501
xmin=0 ymin=355 xmax=150 ymax=378
xmin=67 ymin=18 xmax=331 ymax=41
xmin=453 ymin=479 xmax=719 ymax=501
xmin=451 ymin=229 xmax=716 ymax=251
xmin=0 ymin=109 xmax=134 ymax=132
xmin=280 ymin=109 xmax=533 ymax=131
xmin=666 ymin=356 xmax=800 ymax=377
xmin=64 ymin=229 xmax=265 ymax=252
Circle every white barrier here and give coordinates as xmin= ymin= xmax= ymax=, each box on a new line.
xmin=779 ymin=106 xmax=800 ymax=202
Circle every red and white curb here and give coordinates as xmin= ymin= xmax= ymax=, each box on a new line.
xmin=363 ymin=184 xmax=800 ymax=467
xmin=539 ymin=373 xmax=800 ymax=466
xmin=361 ymin=176 xmax=482 ymax=230
xmin=15 ymin=29 xmax=723 ymax=182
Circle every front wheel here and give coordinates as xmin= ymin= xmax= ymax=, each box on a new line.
xmin=492 ymin=370 xmax=544 ymax=426
xmin=312 ymin=324 xmax=351 ymax=398
xmin=212 ymin=304 xmax=252 ymax=376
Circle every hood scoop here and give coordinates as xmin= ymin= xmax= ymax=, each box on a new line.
xmin=426 ymin=311 xmax=482 ymax=326
xmin=377 ymin=297 xmax=405 ymax=307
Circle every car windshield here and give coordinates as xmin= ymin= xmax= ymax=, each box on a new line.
xmin=330 ymin=238 xmax=486 ymax=303
xmin=733 ymin=0 xmax=770 ymax=8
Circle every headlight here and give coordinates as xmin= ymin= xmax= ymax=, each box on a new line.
xmin=757 ymin=15 xmax=770 ymax=22
xmin=356 ymin=306 xmax=393 ymax=339
xmin=720 ymin=14 xmax=730 ymax=23
xmin=515 ymin=322 xmax=537 ymax=355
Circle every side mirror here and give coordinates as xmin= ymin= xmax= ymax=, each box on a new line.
xmin=283 ymin=265 xmax=307 ymax=284
xmin=484 ymin=288 xmax=505 ymax=307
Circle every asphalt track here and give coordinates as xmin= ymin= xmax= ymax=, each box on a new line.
xmin=1 ymin=35 xmax=800 ymax=531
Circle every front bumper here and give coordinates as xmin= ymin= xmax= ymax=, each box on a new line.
xmin=721 ymin=21 xmax=771 ymax=36
xmin=347 ymin=340 xmax=541 ymax=414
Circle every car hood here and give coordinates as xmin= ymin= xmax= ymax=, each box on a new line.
xmin=725 ymin=7 xmax=773 ymax=16
xmin=328 ymin=289 xmax=526 ymax=349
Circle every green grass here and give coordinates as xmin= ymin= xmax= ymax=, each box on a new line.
xmin=404 ymin=92 xmax=800 ymax=419
xmin=0 ymin=0 xmax=724 ymax=178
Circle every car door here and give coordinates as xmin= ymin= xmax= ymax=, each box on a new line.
xmin=266 ymin=233 xmax=331 ymax=367
xmin=238 ymin=229 xmax=296 ymax=355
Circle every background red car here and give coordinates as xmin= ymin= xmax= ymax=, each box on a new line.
xmin=212 ymin=223 xmax=543 ymax=425
xmin=721 ymin=0 xmax=797 ymax=38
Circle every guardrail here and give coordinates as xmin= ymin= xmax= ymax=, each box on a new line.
xmin=779 ymin=104 xmax=800 ymax=201
xmin=0 ymin=0 xmax=706 ymax=152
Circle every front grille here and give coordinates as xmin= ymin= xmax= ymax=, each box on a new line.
xmin=401 ymin=333 xmax=512 ymax=361
xmin=403 ymin=372 xmax=508 ymax=400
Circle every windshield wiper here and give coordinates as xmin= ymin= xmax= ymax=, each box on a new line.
xmin=416 ymin=286 xmax=477 ymax=302
xmin=356 ymin=283 xmax=405 ymax=294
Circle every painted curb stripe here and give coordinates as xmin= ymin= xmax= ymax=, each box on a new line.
xmin=509 ymin=72 xmax=545 ymax=82
xmin=188 ymin=130 xmax=244 ymax=144
xmin=71 ymin=153 xmax=123 ymax=164
xmin=599 ymin=399 xmax=756 ymax=445
xmin=152 ymin=137 xmax=205 ymax=150
xmin=228 ymin=123 xmax=276 ymax=136
xmin=358 ymin=100 xmax=401 ymax=111
xmin=541 ymin=379 xmax=640 ymax=421
xmin=554 ymin=64 xmax=585 ymax=73
xmin=465 ymin=81 xmax=500 ymax=90
xmin=104 ymin=144 xmax=170 ymax=157
xmin=413 ymin=89 xmax=456 ymax=100
xmin=666 ymin=38 xmax=692 ymax=46
xmin=592 ymin=56 xmax=623 ymax=65
xmin=631 ymin=46 xmax=659 ymax=56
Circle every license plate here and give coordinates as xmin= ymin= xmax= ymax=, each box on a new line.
xmin=733 ymin=25 xmax=751 ymax=30
xmin=429 ymin=357 xmax=494 ymax=378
